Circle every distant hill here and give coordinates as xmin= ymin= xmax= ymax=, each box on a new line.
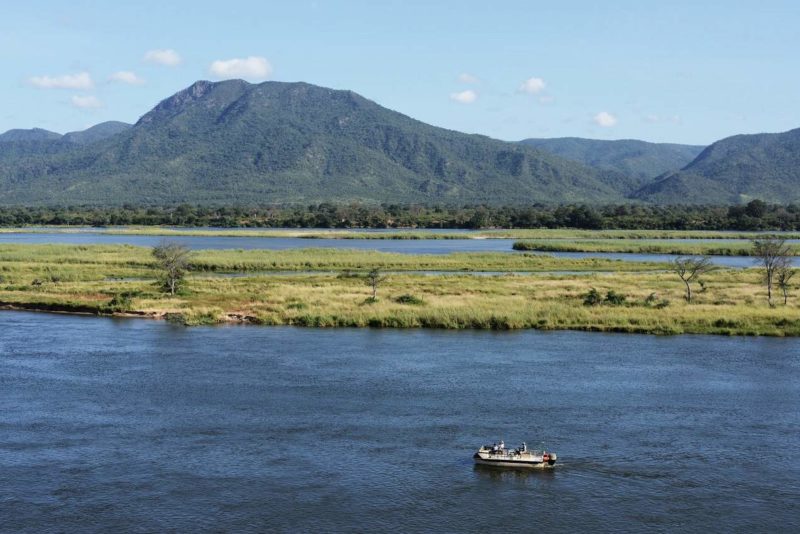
xmin=520 ymin=137 xmax=704 ymax=191
xmin=0 ymin=80 xmax=628 ymax=205
xmin=0 ymin=121 xmax=132 ymax=175
xmin=0 ymin=128 xmax=62 ymax=143
xmin=62 ymin=121 xmax=131 ymax=145
xmin=634 ymin=128 xmax=800 ymax=204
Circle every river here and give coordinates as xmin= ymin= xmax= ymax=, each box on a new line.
xmin=2 ymin=231 xmax=798 ymax=267
xmin=1 ymin=311 xmax=798 ymax=532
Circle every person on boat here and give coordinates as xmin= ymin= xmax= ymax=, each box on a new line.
xmin=499 ymin=440 xmax=505 ymax=451
xmin=520 ymin=442 xmax=527 ymax=452
xmin=492 ymin=442 xmax=499 ymax=452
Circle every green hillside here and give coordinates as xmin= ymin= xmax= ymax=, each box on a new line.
xmin=0 ymin=80 xmax=629 ymax=206
xmin=634 ymin=128 xmax=800 ymax=204
xmin=520 ymin=137 xmax=704 ymax=191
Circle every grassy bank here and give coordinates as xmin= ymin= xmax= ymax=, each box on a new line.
xmin=0 ymin=244 xmax=666 ymax=274
xmin=0 ymin=244 xmax=797 ymax=335
xmin=513 ymin=239 xmax=800 ymax=256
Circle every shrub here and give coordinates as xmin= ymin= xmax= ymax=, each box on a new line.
xmin=583 ymin=288 xmax=602 ymax=306
xmin=106 ymin=292 xmax=134 ymax=312
xmin=644 ymin=292 xmax=658 ymax=305
xmin=395 ymin=294 xmax=425 ymax=305
xmin=655 ymin=299 xmax=670 ymax=309
xmin=605 ymin=290 xmax=626 ymax=305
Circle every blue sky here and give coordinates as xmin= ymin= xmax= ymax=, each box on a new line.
xmin=2 ymin=0 xmax=798 ymax=144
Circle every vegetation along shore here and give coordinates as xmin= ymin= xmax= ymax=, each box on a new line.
xmin=1 ymin=243 xmax=797 ymax=336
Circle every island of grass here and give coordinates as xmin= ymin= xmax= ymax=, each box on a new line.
xmin=512 ymin=239 xmax=800 ymax=256
xmin=0 ymin=244 xmax=797 ymax=336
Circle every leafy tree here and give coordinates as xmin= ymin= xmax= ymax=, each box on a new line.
xmin=671 ymin=256 xmax=716 ymax=303
xmin=776 ymin=263 xmax=797 ymax=305
xmin=366 ymin=268 xmax=387 ymax=300
xmin=752 ymin=238 xmax=792 ymax=305
xmin=745 ymin=199 xmax=767 ymax=218
xmin=152 ymin=241 xmax=191 ymax=295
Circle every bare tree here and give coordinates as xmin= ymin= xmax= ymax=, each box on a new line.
xmin=776 ymin=260 xmax=797 ymax=305
xmin=366 ymin=268 xmax=387 ymax=300
xmin=671 ymin=256 xmax=716 ymax=303
xmin=752 ymin=238 xmax=792 ymax=305
xmin=152 ymin=241 xmax=191 ymax=295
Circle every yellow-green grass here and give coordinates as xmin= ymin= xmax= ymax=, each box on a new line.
xmin=482 ymin=229 xmax=800 ymax=240
xmin=513 ymin=239 xmax=800 ymax=256
xmin=0 ymin=244 xmax=667 ymax=274
xmin=1 ymin=244 xmax=798 ymax=335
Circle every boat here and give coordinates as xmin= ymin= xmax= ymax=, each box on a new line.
xmin=473 ymin=441 xmax=557 ymax=468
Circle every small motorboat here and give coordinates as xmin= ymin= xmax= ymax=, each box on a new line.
xmin=473 ymin=441 xmax=557 ymax=468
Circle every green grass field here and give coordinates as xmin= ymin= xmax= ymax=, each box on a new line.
xmin=512 ymin=239 xmax=800 ymax=256
xmin=1 ymin=243 xmax=798 ymax=335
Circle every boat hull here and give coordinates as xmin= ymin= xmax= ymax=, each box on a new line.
xmin=473 ymin=457 xmax=555 ymax=469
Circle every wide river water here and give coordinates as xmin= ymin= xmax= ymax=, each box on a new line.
xmin=2 ymin=231 xmax=796 ymax=267
xmin=1 ymin=311 xmax=798 ymax=532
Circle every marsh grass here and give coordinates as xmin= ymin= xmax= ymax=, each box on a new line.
xmin=513 ymin=239 xmax=800 ymax=256
xmin=0 ymin=243 xmax=798 ymax=335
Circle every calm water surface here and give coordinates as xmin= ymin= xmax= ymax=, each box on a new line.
xmin=2 ymin=231 xmax=797 ymax=267
xmin=1 ymin=311 xmax=798 ymax=532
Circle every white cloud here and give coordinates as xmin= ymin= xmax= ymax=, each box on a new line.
xmin=643 ymin=114 xmax=660 ymax=123
xmin=538 ymin=95 xmax=555 ymax=105
xmin=593 ymin=111 xmax=618 ymax=127
xmin=518 ymin=77 xmax=546 ymax=94
xmin=108 ymin=71 xmax=145 ymax=85
xmin=458 ymin=73 xmax=479 ymax=84
xmin=70 ymin=95 xmax=103 ymax=109
xmin=449 ymin=89 xmax=477 ymax=104
xmin=143 ymin=49 xmax=182 ymax=66
xmin=209 ymin=56 xmax=272 ymax=80
xmin=29 ymin=72 xmax=93 ymax=89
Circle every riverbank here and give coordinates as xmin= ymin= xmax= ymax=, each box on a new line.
xmin=1 ymin=244 xmax=797 ymax=335
xmin=513 ymin=239 xmax=800 ymax=256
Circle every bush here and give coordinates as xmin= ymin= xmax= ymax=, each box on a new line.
xmin=644 ymin=292 xmax=658 ymax=305
xmin=106 ymin=291 xmax=139 ymax=312
xmin=395 ymin=294 xmax=425 ymax=305
xmin=655 ymin=299 xmax=670 ymax=309
xmin=583 ymin=288 xmax=603 ymax=306
xmin=605 ymin=290 xmax=626 ymax=305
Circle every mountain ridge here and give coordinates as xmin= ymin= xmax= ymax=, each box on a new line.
xmin=634 ymin=127 xmax=800 ymax=204
xmin=519 ymin=137 xmax=704 ymax=191
xmin=0 ymin=80 xmax=798 ymax=206
xmin=0 ymin=80 xmax=630 ymax=205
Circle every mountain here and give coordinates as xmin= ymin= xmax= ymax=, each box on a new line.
xmin=519 ymin=137 xmax=704 ymax=191
xmin=0 ymin=121 xmax=132 ymax=174
xmin=0 ymin=80 xmax=630 ymax=205
xmin=634 ymin=128 xmax=800 ymax=204
xmin=61 ymin=121 xmax=131 ymax=145
xmin=0 ymin=128 xmax=62 ymax=143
